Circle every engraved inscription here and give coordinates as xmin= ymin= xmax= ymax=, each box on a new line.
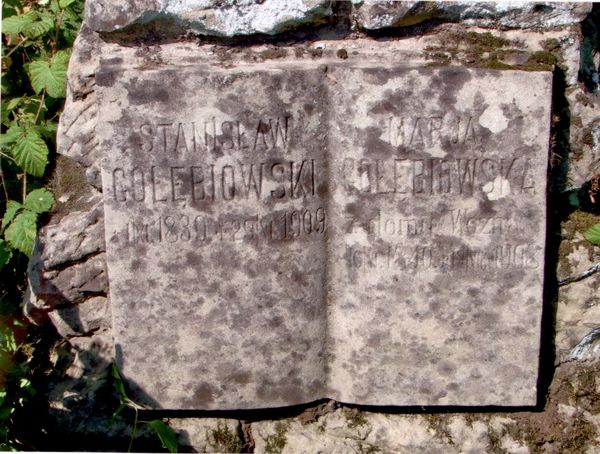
xmin=123 ymin=207 xmax=326 ymax=244
xmin=344 ymin=210 xmax=517 ymax=239
xmin=139 ymin=116 xmax=291 ymax=154
xmin=347 ymin=243 xmax=541 ymax=271
xmin=341 ymin=157 xmax=535 ymax=196
xmin=109 ymin=160 xmax=317 ymax=204
xmin=386 ymin=114 xmax=478 ymax=148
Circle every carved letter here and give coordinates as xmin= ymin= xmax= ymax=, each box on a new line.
xmin=191 ymin=166 xmax=205 ymax=201
xmin=221 ymin=165 xmax=235 ymax=200
xmin=112 ymin=168 xmax=127 ymax=201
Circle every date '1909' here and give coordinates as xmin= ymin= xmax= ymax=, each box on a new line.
xmin=123 ymin=208 xmax=326 ymax=244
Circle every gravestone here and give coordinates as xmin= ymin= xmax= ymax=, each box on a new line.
xmin=96 ymin=54 xmax=551 ymax=409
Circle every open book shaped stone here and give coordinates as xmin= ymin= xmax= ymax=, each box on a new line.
xmin=96 ymin=56 xmax=551 ymax=410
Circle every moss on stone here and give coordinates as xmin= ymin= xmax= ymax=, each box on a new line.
xmin=526 ymin=50 xmax=558 ymax=67
xmin=501 ymin=362 xmax=600 ymax=454
xmin=486 ymin=427 xmax=507 ymax=454
xmin=209 ymin=421 xmax=243 ymax=453
xmin=345 ymin=408 xmax=368 ymax=429
xmin=540 ymin=38 xmax=561 ymax=53
xmin=50 ymin=155 xmax=94 ymax=216
xmin=571 ymin=115 xmax=583 ymax=128
xmin=558 ymin=209 xmax=600 ymax=275
xmin=423 ymin=414 xmax=454 ymax=445
xmin=357 ymin=441 xmax=382 ymax=453
xmin=265 ymin=421 xmax=289 ymax=454
xmin=483 ymin=59 xmax=513 ymax=70
xmin=581 ymin=128 xmax=595 ymax=148
xmin=424 ymin=49 xmax=451 ymax=66
xmin=446 ymin=31 xmax=511 ymax=50
xmin=423 ymin=30 xmax=560 ymax=72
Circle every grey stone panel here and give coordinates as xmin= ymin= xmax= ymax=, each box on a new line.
xmin=95 ymin=56 xmax=551 ymax=409
xmin=97 ymin=63 xmax=330 ymax=409
xmin=325 ymin=65 xmax=550 ymax=406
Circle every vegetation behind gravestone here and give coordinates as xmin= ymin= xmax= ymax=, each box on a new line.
xmin=0 ymin=0 xmax=83 ymax=449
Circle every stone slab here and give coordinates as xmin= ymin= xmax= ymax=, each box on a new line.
xmin=85 ymin=0 xmax=333 ymax=36
xmin=325 ymin=65 xmax=550 ymax=406
xmin=96 ymin=55 xmax=551 ymax=409
xmin=353 ymin=1 xmax=592 ymax=30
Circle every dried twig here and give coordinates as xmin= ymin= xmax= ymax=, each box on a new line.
xmin=559 ymin=261 xmax=600 ymax=286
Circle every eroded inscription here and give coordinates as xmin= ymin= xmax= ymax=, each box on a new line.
xmin=109 ymin=159 xmax=316 ymax=204
xmin=125 ymin=207 xmax=327 ymax=244
xmin=386 ymin=114 xmax=478 ymax=148
xmin=106 ymin=114 xmax=326 ymax=247
xmin=138 ymin=116 xmax=291 ymax=154
xmin=341 ymin=157 xmax=535 ymax=196
xmin=346 ymin=243 xmax=541 ymax=271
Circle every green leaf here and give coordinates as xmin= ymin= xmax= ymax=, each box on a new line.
xmin=39 ymin=120 xmax=58 ymax=140
xmin=49 ymin=0 xmax=60 ymax=14
xmin=59 ymin=0 xmax=76 ymax=8
xmin=26 ymin=61 xmax=49 ymax=95
xmin=1 ymin=14 xmax=33 ymax=35
xmin=4 ymin=210 xmax=37 ymax=256
xmin=27 ymin=50 xmax=70 ymax=99
xmin=111 ymin=402 xmax=127 ymax=421
xmin=12 ymin=130 xmax=48 ymax=177
xmin=52 ymin=50 xmax=71 ymax=73
xmin=0 ymin=240 xmax=11 ymax=270
xmin=2 ymin=200 xmax=22 ymax=231
xmin=22 ymin=11 xmax=54 ymax=39
xmin=111 ymin=363 xmax=130 ymax=403
xmin=0 ymin=324 xmax=17 ymax=352
xmin=62 ymin=5 xmax=81 ymax=23
xmin=584 ymin=223 xmax=600 ymax=246
xmin=147 ymin=420 xmax=178 ymax=453
xmin=24 ymin=188 xmax=54 ymax=214
xmin=0 ymin=124 xmax=22 ymax=146
xmin=6 ymin=98 xmax=22 ymax=111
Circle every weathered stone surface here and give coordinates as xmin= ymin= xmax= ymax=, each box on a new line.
xmin=251 ymin=360 xmax=600 ymax=453
xmin=556 ymin=211 xmax=600 ymax=357
xmin=564 ymin=327 xmax=600 ymax=362
xmin=57 ymin=26 xmax=105 ymax=188
xmin=566 ymin=87 xmax=600 ymax=188
xmin=95 ymin=48 xmax=551 ymax=409
xmin=48 ymin=296 xmax=111 ymax=338
xmin=34 ymin=197 xmax=105 ymax=269
xmin=252 ymin=410 xmax=531 ymax=453
xmin=85 ymin=0 xmax=334 ymax=36
xmin=169 ymin=418 xmax=244 ymax=452
xmin=27 ymin=252 xmax=108 ymax=311
xmin=353 ymin=1 xmax=593 ymax=30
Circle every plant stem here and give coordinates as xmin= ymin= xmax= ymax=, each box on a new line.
xmin=4 ymin=36 xmax=28 ymax=58
xmin=128 ymin=408 xmax=139 ymax=453
xmin=52 ymin=9 xmax=66 ymax=56
xmin=22 ymin=173 xmax=27 ymax=204
xmin=33 ymin=91 xmax=46 ymax=124
xmin=0 ymin=158 xmax=9 ymax=203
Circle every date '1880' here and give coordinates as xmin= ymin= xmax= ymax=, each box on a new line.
xmin=123 ymin=208 xmax=327 ymax=245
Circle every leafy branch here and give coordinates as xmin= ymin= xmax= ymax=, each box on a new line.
xmin=1 ymin=0 xmax=81 ymax=264
xmin=0 ymin=0 xmax=84 ymax=449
